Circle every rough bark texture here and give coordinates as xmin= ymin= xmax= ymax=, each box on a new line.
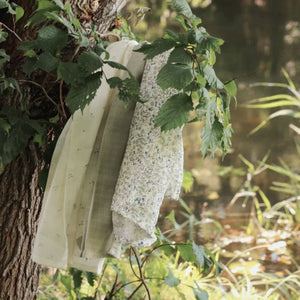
xmin=0 ymin=143 xmax=43 ymax=300
xmin=0 ymin=0 xmax=127 ymax=298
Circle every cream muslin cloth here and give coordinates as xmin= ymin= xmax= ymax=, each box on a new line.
xmin=32 ymin=40 xmax=146 ymax=274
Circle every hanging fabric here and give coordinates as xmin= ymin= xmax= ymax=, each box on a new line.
xmin=110 ymin=51 xmax=184 ymax=250
xmin=32 ymin=40 xmax=146 ymax=274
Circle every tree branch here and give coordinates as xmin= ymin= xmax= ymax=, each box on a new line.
xmin=0 ymin=22 xmax=22 ymax=41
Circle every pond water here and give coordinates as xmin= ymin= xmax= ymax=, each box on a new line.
xmin=129 ymin=0 xmax=300 ymax=277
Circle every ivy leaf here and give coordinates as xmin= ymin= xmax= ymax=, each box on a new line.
xmin=15 ymin=6 xmax=24 ymax=22
xmin=224 ymin=80 xmax=237 ymax=97
xmin=0 ymin=29 xmax=8 ymax=43
xmin=163 ymin=268 xmax=181 ymax=287
xmin=23 ymin=58 xmax=37 ymax=76
xmin=0 ymin=49 xmax=10 ymax=67
xmin=135 ymin=39 xmax=176 ymax=59
xmin=27 ymin=0 xmax=60 ymax=26
xmin=157 ymin=64 xmax=193 ymax=90
xmin=36 ymin=52 xmax=58 ymax=72
xmin=168 ymin=46 xmax=193 ymax=64
xmin=78 ymin=51 xmax=103 ymax=74
xmin=154 ymin=93 xmax=193 ymax=131
xmin=57 ymin=62 xmax=82 ymax=85
xmin=65 ymin=72 xmax=101 ymax=112
xmin=203 ymin=65 xmax=224 ymax=89
xmin=1 ymin=121 xmax=34 ymax=165
xmin=169 ymin=0 xmax=197 ymax=19
xmin=201 ymin=118 xmax=223 ymax=157
xmin=36 ymin=25 xmax=68 ymax=55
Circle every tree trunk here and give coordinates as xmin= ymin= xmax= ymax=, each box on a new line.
xmin=0 ymin=0 xmax=127 ymax=298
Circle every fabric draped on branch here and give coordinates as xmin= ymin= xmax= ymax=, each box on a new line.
xmin=32 ymin=40 xmax=183 ymax=274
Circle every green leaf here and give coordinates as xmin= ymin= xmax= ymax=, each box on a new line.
xmin=27 ymin=1 xmax=60 ymax=26
xmin=0 ymin=29 xmax=8 ymax=43
xmin=182 ymin=170 xmax=194 ymax=193
xmin=18 ymin=40 xmax=38 ymax=51
xmin=165 ymin=29 xmax=195 ymax=45
xmin=2 ymin=78 xmax=22 ymax=95
xmin=135 ymin=39 xmax=176 ymax=59
xmin=168 ymin=46 xmax=193 ymax=64
xmin=169 ymin=0 xmax=197 ymax=19
xmin=105 ymin=60 xmax=130 ymax=72
xmin=78 ymin=51 xmax=103 ymax=73
xmin=69 ymin=268 xmax=83 ymax=290
xmin=65 ymin=72 xmax=102 ymax=112
xmin=0 ymin=0 xmax=9 ymax=9
xmin=201 ymin=119 xmax=223 ymax=157
xmin=60 ymin=274 xmax=72 ymax=292
xmin=192 ymin=242 xmax=212 ymax=268
xmin=0 ymin=49 xmax=10 ymax=67
xmin=83 ymin=271 xmax=97 ymax=287
xmin=15 ymin=6 xmax=24 ymax=22
xmin=52 ymin=0 xmax=65 ymax=10
xmin=36 ymin=52 xmax=59 ymax=72
xmin=196 ymin=74 xmax=206 ymax=87
xmin=37 ymin=25 xmax=68 ymax=55
xmin=24 ymin=50 xmax=37 ymax=58
xmin=195 ymin=27 xmax=224 ymax=54
xmin=163 ymin=268 xmax=181 ymax=287
xmin=177 ymin=244 xmax=197 ymax=263
xmin=224 ymin=80 xmax=237 ymax=97
xmin=107 ymin=77 xmax=122 ymax=89
xmin=193 ymin=282 xmax=209 ymax=300
xmin=203 ymin=65 xmax=224 ymax=89
xmin=119 ymin=77 xmax=141 ymax=102
xmin=57 ymin=62 xmax=82 ymax=85
xmin=157 ymin=63 xmax=193 ymax=90
xmin=154 ymin=93 xmax=193 ymax=131
xmin=23 ymin=58 xmax=37 ymax=76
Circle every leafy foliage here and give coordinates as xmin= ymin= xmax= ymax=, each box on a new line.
xmin=137 ymin=0 xmax=236 ymax=157
xmin=0 ymin=0 xmax=140 ymax=167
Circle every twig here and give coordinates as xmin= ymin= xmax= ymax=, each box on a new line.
xmin=127 ymin=282 xmax=143 ymax=299
xmin=59 ymin=79 xmax=67 ymax=120
xmin=0 ymin=22 xmax=22 ymax=41
xmin=114 ymin=279 xmax=142 ymax=296
xmin=131 ymin=247 xmax=151 ymax=300
xmin=19 ymin=80 xmax=57 ymax=107
xmin=129 ymin=247 xmax=141 ymax=279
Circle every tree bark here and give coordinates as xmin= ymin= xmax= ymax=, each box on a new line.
xmin=0 ymin=0 xmax=127 ymax=298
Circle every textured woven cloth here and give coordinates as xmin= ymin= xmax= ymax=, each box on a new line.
xmin=32 ymin=40 xmax=146 ymax=273
xmin=111 ymin=51 xmax=184 ymax=249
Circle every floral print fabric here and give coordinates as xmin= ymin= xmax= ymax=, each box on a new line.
xmin=111 ymin=51 xmax=184 ymax=247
